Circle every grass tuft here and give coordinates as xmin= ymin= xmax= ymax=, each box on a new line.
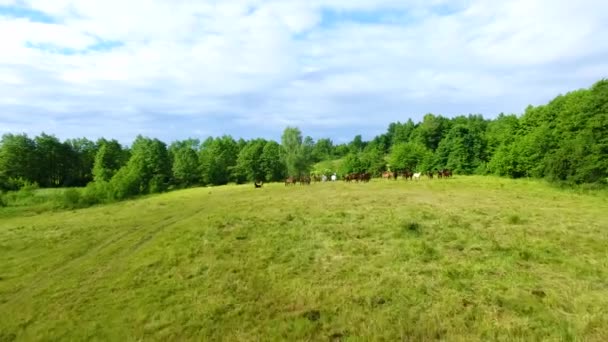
xmin=401 ymin=220 xmax=421 ymax=234
xmin=302 ymin=310 xmax=321 ymax=322
xmin=507 ymin=214 xmax=524 ymax=225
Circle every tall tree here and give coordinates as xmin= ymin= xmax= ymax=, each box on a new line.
xmin=234 ymin=139 xmax=267 ymax=183
xmin=389 ymin=142 xmax=429 ymax=171
xmin=349 ymin=134 xmax=366 ymax=153
xmin=199 ymin=136 xmax=239 ymax=185
xmin=412 ymin=114 xmax=450 ymax=151
xmin=360 ymin=146 xmax=387 ymax=176
xmin=312 ymin=138 xmax=334 ymax=162
xmin=35 ymin=133 xmax=73 ymax=187
xmin=109 ymin=136 xmax=171 ymax=199
xmin=340 ymin=152 xmax=363 ymax=175
xmin=65 ymin=138 xmax=97 ymax=186
xmin=169 ymin=139 xmax=200 ymax=187
xmin=0 ymin=133 xmax=38 ymax=189
xmin=93 ymin=139 xmax=128 ymax=182
xmin=281 ymin=127 xmax=312 ymax=177
xmin=260 ymin=141 xmax=286 ymax=182
xmin=435 ymin=122 xmax=487 ymax=174
xmin=333 ymin=143 xmax=350 ymax=158
xmin=485 ymin=113 xmax=519 ymax=157
xmin=388 ymin=119 xmax=417 ymax=146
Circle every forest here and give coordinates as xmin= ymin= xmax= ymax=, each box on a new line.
xmin=1 ymin=79 xmax=606 ymax=203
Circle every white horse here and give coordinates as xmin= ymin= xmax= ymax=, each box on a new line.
xmin=413 ymin=172 xmax=422 ymax=181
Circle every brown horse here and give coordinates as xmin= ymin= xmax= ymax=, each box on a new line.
xmin=360 ymin=172 xmax=371 ymax=183
xmin=402 ymin=170 xmax=413 ymax=181
xmin=285 ymin=176 xmax=296 ymax=186
xmin=345 ymin=173 xmax=360 ymax=182
xmin=299 ymin=175 xmax=311 ymax=185
xmin=439 ymin=169 xmax=452 ymax=178
xmin=254 ymin=181 xmax=263 ymax=188
xmin=382 ymin=171 xmax=393 ymax=180
xmin=427 ymin=171 xmax=434 ymax=180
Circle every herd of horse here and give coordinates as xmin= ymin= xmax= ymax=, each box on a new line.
xmin=343 ymin=172 xmax=372 ymax=182
xmin=284 ymin=175 xmax=310 ymax=186
xmin=381 ymin=169 xmax=453 ymax=180
xmin=283 ymin=169 xmax=453 ymax=186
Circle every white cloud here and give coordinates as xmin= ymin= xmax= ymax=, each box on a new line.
xmin=0 ymin=0 xmax=607 ymax=142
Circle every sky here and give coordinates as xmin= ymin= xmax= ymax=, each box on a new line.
xmin=1 ymin=0 xmax=607 ymax=144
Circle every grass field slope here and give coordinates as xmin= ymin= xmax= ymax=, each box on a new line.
xmin=1 ymin=176 xmax=607 ymax=341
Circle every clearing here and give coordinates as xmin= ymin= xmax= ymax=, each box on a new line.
xmin=1 ymin=176 xmax=607 ymax=341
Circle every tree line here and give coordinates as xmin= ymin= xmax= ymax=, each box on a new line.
xmin=336 ymin=79 xmax=607 ymax=184
xmin=1 ymin=79 xmax=606 ymax=200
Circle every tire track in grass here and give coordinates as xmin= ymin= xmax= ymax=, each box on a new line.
xmin=0 ymin=205 xmax=207 ymax=309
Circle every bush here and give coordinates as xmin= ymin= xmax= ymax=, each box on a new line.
xmin=0 ymin=193 xmax=6 ymax=207
xmin=2 ymin=177 xmax=37 ymax=191
xmin=15 ymin=183 xmax=39 ymax=203
xmin=85 ymin=182 xmax=111 ymax=203
xmin=109 ymin=168 xmax=141 ymax=200
xmin=61 ymin=188 xmax=82 ymax=209
xmin=148 ymin=175 xmax=168 ymax=194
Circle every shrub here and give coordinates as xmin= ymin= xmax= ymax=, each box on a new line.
xmin=2 ymin=177 xmax=36 ymax=191
xmin=83 ymin=182 xmax=110 ymax=204
xmin=15 ymin=183 xmax=39 ymax=203
xmin=109 ymin=168 xmax=141 ymax=200
xmin=148 ymin=175 xmax=168 ymax=194
xmin=61 ymin=188 xmax=82 ymax=209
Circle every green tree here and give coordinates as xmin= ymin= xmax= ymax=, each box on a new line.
xmin=281 ymin=127 xmax=312 ymax=177
xmin=0 ymin=133 xmax=38 ymax=189
xmin=360 ymin=146 xmax=387 ymax=176
xmin=349 ymin=134 xmax=366 ymax=153
xmin=435 ymin=122 xmax=487 ymax=174
xmin=489 ymin=125 xmax=555 ymax=178
xmin=389 ymin=142 xmax=428 ymax=171
xmin=260 ymin=141 xmax=286 ymax=182
xmin=109 ymin=136 xmax=171 ymax=198
xmin=312 ymin=138 xmax=334 ymax=161
xmin=333 ymin=144 xmax=350 ymax=158
xmin=485 ymin=113 xmax=519 ymax=157
xmin=199 ymin=136 xmax=239 ymax=185
xmin=388 ymin=119 xmax=417 ymax=146
xmin=34 ymin=133 xmax=73 ymax=187
xmin=302 ymin=136 xmax=315 ymax=167
xmin=340 ymin=152 xmax=363 ymax=175
xmin=65 ymin=138 xmax=97 ymax=186
xmin=93 ymin=139 xmax=128 ymax=182
xmin=234 ymin=139 xmax=267 ymax=183
xmin=169 ymin=139 xmax=200 ymax=187
xmin=411 ymin=114 xmax=450 ymax=151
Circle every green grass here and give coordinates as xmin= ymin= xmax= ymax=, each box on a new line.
xmin=1 ymin=176 xmax=607 ymax=341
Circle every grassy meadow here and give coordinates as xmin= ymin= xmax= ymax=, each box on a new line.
xmin=1 ymin=176 xmax=607 ymax=341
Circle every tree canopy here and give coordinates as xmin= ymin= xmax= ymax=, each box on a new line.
xmin=1 ymin=79 xmax=606 ymax=199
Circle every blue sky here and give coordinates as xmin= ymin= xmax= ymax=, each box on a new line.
xmin=1 ymin=0 xmax=607 ymax=144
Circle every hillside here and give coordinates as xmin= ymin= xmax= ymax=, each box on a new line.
xmin=1 ymin=177 xmax=607 ymax=340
